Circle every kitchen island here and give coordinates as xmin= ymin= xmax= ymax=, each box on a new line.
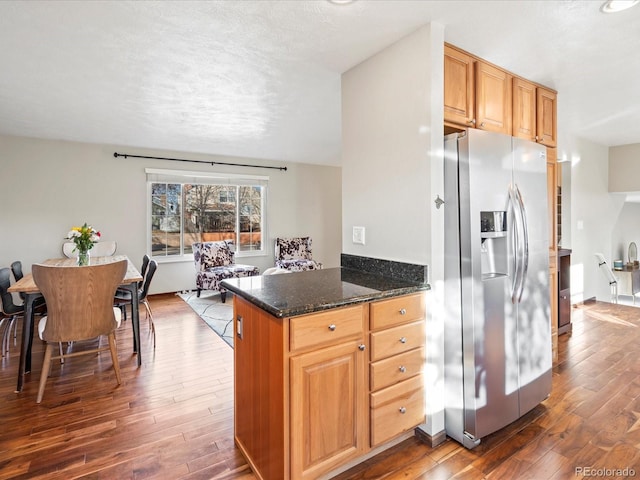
xmin=221 ymin=267 xmax=429 ymax=480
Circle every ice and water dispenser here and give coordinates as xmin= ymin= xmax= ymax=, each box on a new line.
xmin=480 ymin=211 xmax=508 ymax=280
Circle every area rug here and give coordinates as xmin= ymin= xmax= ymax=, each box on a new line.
xmin=178 ymin=291 xmax=234 ymax=348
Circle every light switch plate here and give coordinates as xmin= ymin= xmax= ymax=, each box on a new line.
xmin=352 ymin=226 xmax=365 ymax=245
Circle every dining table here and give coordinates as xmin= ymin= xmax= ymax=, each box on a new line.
xmin=8 ymin=255 xmax=144 ymax=393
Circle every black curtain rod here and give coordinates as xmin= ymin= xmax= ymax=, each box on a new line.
xmin=113 ymin=152 xmax=287 ymax=171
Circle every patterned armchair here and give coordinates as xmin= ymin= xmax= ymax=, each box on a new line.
xmin=275 ymin=237 xmax=322 ymax=272
xmin=192 ymin=241 xmax=259 ymax=302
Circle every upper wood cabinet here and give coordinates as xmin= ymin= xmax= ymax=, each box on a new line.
xmin=444 ymin=45 xmax=513 ymax=135
xmin=513 ymin=78 xmax=537 ymax=141
xmin=537 ymin=88 xmax=557 ymax=147
xmin=444 ymin=45 xmax=474 ymax=127
xmin=445 ymin=43 xmax=556 ymax=144
xmin=475 ymin=60 xmax=512 ymax=135
xmin=513 ymin=78 xmax=557 ymax=147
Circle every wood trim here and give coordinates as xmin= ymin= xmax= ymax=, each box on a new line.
xmin=414 ymin=427 xmax=447 ymax=448
xmin=234 ymin=296 xmax=286 ymax=480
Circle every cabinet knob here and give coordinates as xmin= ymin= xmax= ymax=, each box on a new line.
xmin=358 ymin=344 xmax=366 ymax=351
xmin=480 ymin=122 xmax=485 ymax=127
xmin=399 ymin=308 xmax=406 ymax=315
xmin=399 ymin=337 xmax=407 ymax=344
xmin=399 ymin=366 xmax=407 ymax=373
xmin=399 ymin=407 xmax=407 ymax=414
xmin=468 ymin=119 xmax=476 ymax=125
xmin=328 ymin=324 xmax=336 ymax=331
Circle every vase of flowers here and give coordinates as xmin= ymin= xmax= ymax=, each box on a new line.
xmin=66 ymin=223 xmax=101 ymax=266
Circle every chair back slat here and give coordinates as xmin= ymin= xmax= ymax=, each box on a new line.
xmin=32 ymin=260 xmax=127 ymax=342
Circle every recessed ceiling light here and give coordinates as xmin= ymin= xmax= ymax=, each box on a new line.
xmin=600 ymin=0 xmax=640 ymax=13
xmin=327 ymin=0 xmax=356 ymax=5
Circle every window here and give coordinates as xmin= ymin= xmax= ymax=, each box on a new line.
xmin=147 ymin=169 xmax=267 ymax=259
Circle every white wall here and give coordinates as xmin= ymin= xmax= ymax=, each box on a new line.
xmin=0 ymin=134 xmax=342 ymax=294
xmin=609 ymin=143 xmax=640 ymax=193
xmin=341 ymin=23 xmax=446 ymax=440
xmin=611 ymin=202 xmax=640 ymax=263
xmin=558 ymin=134 xmax=624 ymax=303
xmin=341 ymin=26 xmax=436 ymax=265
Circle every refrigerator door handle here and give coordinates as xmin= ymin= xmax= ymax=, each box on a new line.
xmin=515 ymin=184 xmax=529 ymax=303
xmin=508 ymin=184 xmax=521 ymax=304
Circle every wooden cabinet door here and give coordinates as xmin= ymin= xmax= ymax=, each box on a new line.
xmin=475 ymin=60 xmax=512 ymax=134
xmin=444 ymin=45 xmax=475 ymax=127
xmin=537 ymin=87 xmax=557 ymax=147
xmin=513 ymin=77 xmax=537 ymax=141
xmin=290 ymin=341 xmax=367 ymax=479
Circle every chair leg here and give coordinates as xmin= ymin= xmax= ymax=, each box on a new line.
xmin=143 ymin=300 xmax=156 ymax=348
xmin=0 ymin=318 xmax=7 ymax=357
xmin=59 ymin=342 xmax=65 ymax=364
xmin=220 ymin=291 xmax=227 ymax=303
xmin=37 ymin=343 xmax=54 ymax=403
xmin=107 ymin=333 xmax=122 ymax=385
xmin=197 ymin=289 xmax=201 ymax=298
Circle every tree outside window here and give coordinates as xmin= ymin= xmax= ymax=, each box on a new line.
xmin=150 ymin=181 xmax=264 ymax=257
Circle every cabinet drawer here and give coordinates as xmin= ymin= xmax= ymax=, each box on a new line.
xmin=370 ymin=375 xmax=424 ymax=446
xmin=370 ymin=347 xmax=425 ymax=391
xmin=370 ymin=320 xmax=424 ymax=362
xmin=370 ymin=293 xmax=425 ymax=331
xmin=290 ymin=304 xmax=364 ymax=352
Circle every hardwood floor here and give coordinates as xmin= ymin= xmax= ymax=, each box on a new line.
xmin=1 ymin=296 xmax=639 ymax=479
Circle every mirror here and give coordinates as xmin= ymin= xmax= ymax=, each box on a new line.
xmin=629 ymin=242 xmax=637 ymax=264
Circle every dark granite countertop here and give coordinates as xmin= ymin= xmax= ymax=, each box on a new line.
xmin=220 ymin=267 xmax=429 ymax=318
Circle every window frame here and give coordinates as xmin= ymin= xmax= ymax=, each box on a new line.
xmin=146 ymin=168 xmax=268 ymax=263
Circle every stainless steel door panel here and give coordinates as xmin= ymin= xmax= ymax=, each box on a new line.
xmin=512 ymin=137 xmax=552 ymax=414
xmin=460 ymin=130 xmax=520 ymax=439
xmin=473 ymin=276 xmax=519 ymax=438
xmin=443 ymin=132 xmax=466 ymax=445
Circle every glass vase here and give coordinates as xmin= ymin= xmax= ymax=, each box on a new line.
xmin=77 ymin=249 xmax=90 ymax=266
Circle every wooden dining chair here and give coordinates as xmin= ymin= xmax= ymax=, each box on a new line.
xmin=32 ymin=259 xmax=127 ymax=403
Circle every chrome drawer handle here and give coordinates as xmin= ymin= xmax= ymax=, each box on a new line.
xmin=399 ymin=337 xmax=407 ymax=344
xmin=399 ymin=407 xmax=407 ymax=414
xmin=328 ymin=324 xmax=336 ymax=331
xmin=399 ymin=366 xmax=407 ymax=373
xmin=399 ymin=308 xmax=406 ymax=315
xmin=358 ymin=344 xmax=366 ymax=351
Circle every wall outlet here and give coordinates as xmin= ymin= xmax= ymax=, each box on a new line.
xmin=352 ymin=226 xmax=366 ymax=245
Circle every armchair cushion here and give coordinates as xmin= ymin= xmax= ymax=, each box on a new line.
xmin=274 ymin=237 xmax=322 ymax=272
xmin=275 ymin=259 xmax=321 ymax=272
xmin=193 ymin=240 xmax=234 ymax=270
xmin=275 ymin=237 xmax=313 ymax=260
xmin=192 ymin=241 xmax=259 ymax=301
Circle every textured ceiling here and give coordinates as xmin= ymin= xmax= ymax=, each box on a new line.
xmin=0 ymin=0 xmax=639 ymax=166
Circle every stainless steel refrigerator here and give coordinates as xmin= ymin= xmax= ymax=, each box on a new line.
xmin=443 ymin=128 xmax=552 ymax=449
